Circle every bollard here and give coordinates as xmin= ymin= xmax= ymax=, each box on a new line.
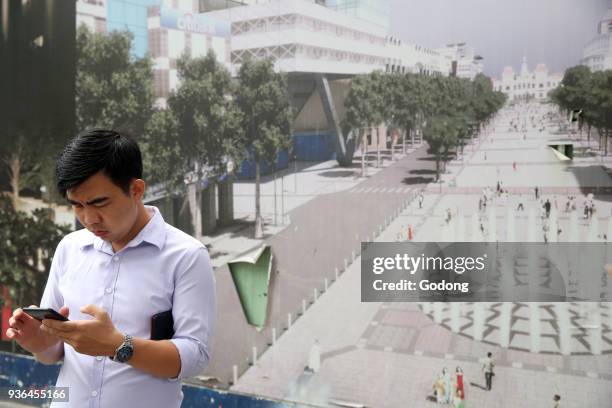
xmin=324 ymin=278 xmax=329 ymax=291
xmin=252 ymin=346 xmax=257 ymax=365
xmin=302 ymin=299 xmax=307 ymax=315
xmin=314 ymin=288 xmax=318 ymax=301
xmin=232 ymin=365 xmax=238 ymax=385
xmin=272 ymin=328 xmax=277 ymax=345
xmin=344 ymin=258 xmax=348 ymax=270
xmin=335 ymin=267 xmax=339 ymax=280
xmin=287 ymin=313 xmax=292 ymax=329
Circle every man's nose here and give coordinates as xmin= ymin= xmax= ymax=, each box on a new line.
xmin=82 ymin=207 xmax=101 ymax=225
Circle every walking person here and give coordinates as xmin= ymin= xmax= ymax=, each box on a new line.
xmin=418 ymin=193 xmax=424 ymax=209
xmin=544 ymin=199 xmax=551 ymax=218
xmin=454 ymin=367 xmax=465 ymax=402
xmin=535 ymin=186 xmax=539 ymax=200
xmin=517 ymin=195 xmax=524 ymax=211
xmin=482 ymin=352 xmax=495 ymax=391
xmin=442 ymin=367 xmax=452 ymax=404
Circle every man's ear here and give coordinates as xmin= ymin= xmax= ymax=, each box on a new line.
xmin=131 ymin=179 xmax=146 ymax=201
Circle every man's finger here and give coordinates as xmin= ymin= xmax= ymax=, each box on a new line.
xmin=80 ymin=304 xmax=106 ymax=320
xmin=5 ymin=328 xmax=20 ymax=339
xmin=42 ymin=320 xmax=77 ymax=332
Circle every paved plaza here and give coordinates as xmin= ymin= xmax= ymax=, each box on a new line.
xmin=231 ymin=103 xmax=612 ymax=407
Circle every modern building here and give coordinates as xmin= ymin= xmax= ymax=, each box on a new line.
xmin=147 ymin=0 xmax=232 ymax=107
xmin=0 ymin=0 xmax=76 ymax=148
xmin=107 ymin=0 xmax=163 ymax=56
xmin=76 ymin=0 xmax=107 ymax=33
xmin=493 ymin=57 xmax=563 ymax=101
xmin=200 ymin=0 xmax=449 ymax=164
xmin=581 ymin=7 xmax=612 ymax=72
xmin=325 ymin=0 xmax=391 ymax=31
xmin=438 ymin=42 xmax=484 ymax=80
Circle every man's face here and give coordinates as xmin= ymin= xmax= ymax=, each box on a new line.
xmin=66 ymin=171 xmax=142 ymax=245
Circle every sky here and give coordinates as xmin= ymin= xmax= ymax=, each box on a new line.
xmin=389 ymin=0 xmax=611 ymax=79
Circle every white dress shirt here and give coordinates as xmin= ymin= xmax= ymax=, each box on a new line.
xmin=40 ymin=206 xmax=216 ymax=408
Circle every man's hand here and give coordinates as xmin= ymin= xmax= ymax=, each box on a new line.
xmin=40 ymin=304 xmax=123 ymax=357
xmin=6 ymin=305 xmax=67 ymax=354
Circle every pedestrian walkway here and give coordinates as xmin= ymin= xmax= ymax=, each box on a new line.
xmin=232 ymin=102 xmax=612 ymax=408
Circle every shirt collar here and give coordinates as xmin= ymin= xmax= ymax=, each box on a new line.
xmin=79 ymin=206 xmax=167 ymax=252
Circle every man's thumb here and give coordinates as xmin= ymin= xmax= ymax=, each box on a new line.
xmin=59 ymin=306 xmax=69 ymax=318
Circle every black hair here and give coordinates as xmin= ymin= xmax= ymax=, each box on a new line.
xmin=56 ymin=129 xmax=142 ymax=197
xmin=487 ymin=352 xmax=492 ymax=357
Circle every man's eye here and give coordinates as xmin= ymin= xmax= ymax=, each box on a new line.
xmin=73 ymin=203 xmax=83 ymax=209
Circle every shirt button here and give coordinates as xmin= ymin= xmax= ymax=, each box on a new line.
xmin=113 ymin=257 xmax=119 ymax=262
xmin=91 ymin=390 xmax=98 ymax=397
xmin=96 ymin=356 xmax=103 ymax=361
xmin=105 ymin=288 xmax=113 ymax=294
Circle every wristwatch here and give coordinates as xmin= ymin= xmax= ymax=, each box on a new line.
xmin=109 ymin=334 xmax=134 ymax=363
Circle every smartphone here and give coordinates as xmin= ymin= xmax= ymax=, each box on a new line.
xmin=22 ymin=308 xmax=69 ymax=322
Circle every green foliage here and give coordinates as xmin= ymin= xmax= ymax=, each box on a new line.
xmin=0 ymin=197 xmax=70 ymax=308
xmin=236 ymin=58 xmax=293 ymax=166
xmin=344 ymin=71 xmax=505 ymax=179
xmin=550 ymin=65 xmax=612 ymax=153
xmin=76 ymin=25 xmax=154 ymax=136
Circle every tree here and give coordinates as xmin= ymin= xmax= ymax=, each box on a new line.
xmin=588 ymin=70 xmax=612 ymax=155
xmin=76 ymin=25 xmax=153 ymax=136
xmin=423 ymin=116 xmax=455 ymax=181
xmin=343 ymin=74 xmax=379 ymax=176
xmin=236 ymin=58 xmax=293 ymax=239
xmin=142 ymin=51 xmax=243 ymax=237
xmin=0 ymin=197 xmax=70 ymax=311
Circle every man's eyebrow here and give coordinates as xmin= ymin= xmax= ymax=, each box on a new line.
xmin=67 ymin=197 xmax=110 ymax=206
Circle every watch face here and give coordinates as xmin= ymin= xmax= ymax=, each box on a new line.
xmin=116 ymin=346 xmax=134 ymax=363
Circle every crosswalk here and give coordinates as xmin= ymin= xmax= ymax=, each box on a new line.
xmin=348 ymin=186 xmax=413 ymax=194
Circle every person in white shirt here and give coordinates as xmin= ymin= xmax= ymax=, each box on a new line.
xmin=482 ymin=352 xmax=495 ymax=391
xmin=6 ymin=129 xmax=216 ymax=407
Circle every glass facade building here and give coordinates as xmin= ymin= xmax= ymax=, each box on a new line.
xmin=107 ymin=0 xmax=161 ymax=56
xmin=324 ymin=0 xmax=390 ymax=31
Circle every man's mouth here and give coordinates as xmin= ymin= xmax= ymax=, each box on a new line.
xmin=93 ymin=230 xmax=108 ymax=237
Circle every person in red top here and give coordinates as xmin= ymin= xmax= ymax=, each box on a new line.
xmin=455 ymin=366 xmax=465 ymax=398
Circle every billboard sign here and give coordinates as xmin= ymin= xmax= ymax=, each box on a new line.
xmin=160 ymin=5 xmax=231 ymax=37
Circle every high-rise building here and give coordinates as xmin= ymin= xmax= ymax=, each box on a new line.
xmin=581 ymin=7 xmax=612 ymax=72
xmin=107 ymin=0 xmax=164 ymax=56
xmin=77 ymin=0 xmax=107 ymax=33
xmin=437 ymin=42 xmax=484 ymax=80
xmin=148 ymin=0 xmax=231 ymax=107
xmin=0 ymin=0 xmax=76 ymax=144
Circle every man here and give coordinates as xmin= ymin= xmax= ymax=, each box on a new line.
xmin=6 ymin=129 xmax=216 ymax=407
xmin=482 ymin=352 xmax=495 ymax=391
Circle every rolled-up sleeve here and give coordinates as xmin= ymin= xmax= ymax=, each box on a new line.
xmin=169 ymin=246 xmax=216 ymax=380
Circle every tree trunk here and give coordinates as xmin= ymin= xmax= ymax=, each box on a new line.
xmin=376 ymin=126 xmax=381 ymax=167
xmin=435 ymin=153 xmax=440 ymax=182
xmin=254 ymin=159 xmax=264 ymax=239
xmin=587 ymin=124 xmax=591 ymax=149
xmin=606 ymin=129 xmax=609 ymax=157
xmin=8 ymin=153 xmax=21 ymax=210
xmin=361 ymin=129 xmax=366 ymax=177
xmin=187 ymin=182 xmax=202 ymax=239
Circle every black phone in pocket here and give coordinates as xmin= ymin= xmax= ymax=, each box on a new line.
xmin=23 ymin=308 xmax=69 ymax=322
xmin=151 ymin=310 xmax=174 ymax=340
